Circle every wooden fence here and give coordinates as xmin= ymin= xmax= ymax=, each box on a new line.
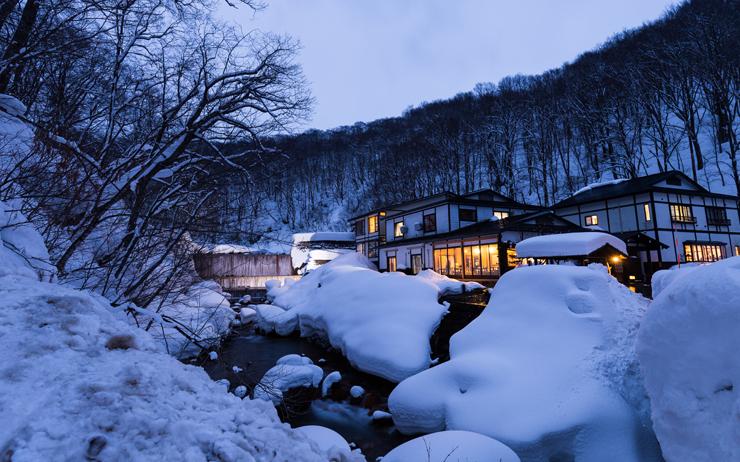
xmin=193 ymin=253 xmax=296 ymax=289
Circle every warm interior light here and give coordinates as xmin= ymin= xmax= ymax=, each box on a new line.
xmin=628 ymin=275 xmax=636 ymax=280
xmin=611 ymin=256 xmax=621 ymax=264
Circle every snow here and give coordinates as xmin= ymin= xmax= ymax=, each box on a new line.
xmin=388 ymin=264 xmax=660 ymax=461
xmin=264 ymin=253 xmax=480 ymax=382
xmin=0 ymin=201 xmax=55 ymax=281
xmin=415 ymin=269 xmax=485 ymax=294
xmin=0 ymin=201 xmax=331 ymax=462
xmin=637 ymin=257 xmax=740 ymax=462
xmin=254 ymin=303 xmax=290 ymax=333
xmin=382 ymin=431 xmax=520 ymax=462
xmin=233 ymin=385 xmax=247 ymax=398
xmin=572 ymin=178 xmax=628 ymax=196
xmin=292 ymin=232 xmax=356 ymax=243
xmin=322 ymin=371 xmax=342 ymax=396
xmin=371 ymin=410 xmax=392 ymax=421
xmin=254 ymin=354 xmax=324 ymax=404
xmin=516 ymin=231 xmax=627 ymax=258
xmin=209 ymin=351 xmax=218 ymax=360
xmin=349 ymin=385 xmax=365 ymax=398
xmin=295 ymin=426 xmax=364 ymax=462
xmin=239 ymin=306 xmax=257 ymax=323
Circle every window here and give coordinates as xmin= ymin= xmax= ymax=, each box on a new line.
xmin=459 ymin=208 xmax=477 ymax=222
xmin=585 ymin=215 xmax=599 ymax=226
xmin=411 ymin=254 xmax=422 ymax=274
xmin=387 ymin=256 xmax=397 ymax=272
xmin=434 ymin=244 xmax=499 ymax=277
xmin=493 ymin=211 xmax=509 ymax=220
xmin=367 ymin=241 xmax=378 ymax=258
xmin=356 ymin=242 xmax=365 ymax=255
xmin=670 ymin=204 xmax=696 ymax=223
xmin=354 ymin=219 xmax=365 ymax=235
xmin=736 ymin=245 xmax=740 ymax=257
xmin=394 ymin=221 xmax=405 ymax=238
xmin=684 ymin=242 xmax=726 ymax=262
xmin=423 ymin=213 xmax=437 ymax=233
xmin=643 ymin=204 xmax=651 ymax=222
xmin=706 ymin=207 xmax=730 ymax=226
xmin=368 ymin=215 xmax=379 ymax=233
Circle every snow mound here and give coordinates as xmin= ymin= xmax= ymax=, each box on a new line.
xmin=0 ymin=201 xmax=329 ymax=462
xmin=637 ymin=257 xmax=740 ymax=462
xmin=0 ymin=201 xmax=55 ymax=281
xmin=415 ymin=269 xmax=485 ymax=294
xmin=516 ymin=232 xmax=627 ymax=258
xmin=295 ymin=426 xmax=364 ymax=462
xmin=389 ymin=264 xmax=661 ymax=461
xmin=382 ymin=430 xmax=520 ymax=462
xmin=322 ymin=371 xmax=342 ymax=396
xmin=255 ymin=354 xmax=324 ymax=404
xmin=266 ymin=253 xmax=472 ymax=382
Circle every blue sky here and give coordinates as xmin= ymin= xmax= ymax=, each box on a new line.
xmin=217 ymin=0 xmax=678 ymax=130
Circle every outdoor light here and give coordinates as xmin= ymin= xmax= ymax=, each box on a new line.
xmin=611 ymin=256 xmax=621 ymax=264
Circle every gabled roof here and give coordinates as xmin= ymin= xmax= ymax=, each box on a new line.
xmin=553 ymin=170 xmax=736 ymax=208
xmin=379 ymin=210 xmax=584 ymax=248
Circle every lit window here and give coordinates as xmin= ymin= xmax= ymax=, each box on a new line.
xmin=459 ymin=208 xmax=477 ymax=222
xmin=394 ymin=221 xmax=405 ymax=238
xmin=684 ymin=242 xmax=726 ymax=262
xmin=736 ymin=245 xmax=740 ymax=257
xmin=585 ymin=215 xmax=599 ymax=226
xmin=368 ymin=215 xmax=378 ymax=233
xmin=493 ymin=211 xmax=509 ymax=220
xmin=387 ymin=256 xmax=397 ymax=272
xmin=644 ymin=204 xmax=651 ymax=222
xmin=670 ymin=204 xmax=695 ymax=223
xmin=423 ymin=213 xmax=436 ymax=233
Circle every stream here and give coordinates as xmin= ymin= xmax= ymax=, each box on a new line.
xmin=193 ymin=295 xmax=487 ymax=460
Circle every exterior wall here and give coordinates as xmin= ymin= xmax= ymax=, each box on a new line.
xmin=192 ymin=253 xmax=294 ymax=289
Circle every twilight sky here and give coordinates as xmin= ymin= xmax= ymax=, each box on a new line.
xmin=217 ymin=0 xmax=678 ymax=130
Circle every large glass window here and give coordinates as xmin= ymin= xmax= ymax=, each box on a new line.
xmin=423 ymin=213 xmax=437 ymax=233
xmin=387 ymin=256 xmax=397 ymax=272
xmin=670 ymin=204 xmax=695 ymax=223
xmin=434 ymin=244 xmax=499 ymax=277
xmin=367 ymin=241 xmax=378 ymax=258
xmin=459 ymin=208 xmax=477 ymax=222
xmin=706 ymin=207 xmax=730 ymax=226
xmin=493 ymin=211 xmax=509 ymax=220
xmin=684 ymin=242 xmax=726 ymax=262
xmin=394 ymin=221 xmax=405 ymax=238
xmin=368 ymin=215 xmax=379 ymax=233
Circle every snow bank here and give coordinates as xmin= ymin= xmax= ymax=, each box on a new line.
xmin=0 ymin=201 xmax=55 ymax=281
xmin=144 ymin=280 xmax=235 ymax=357
xmin=265 ymin=253 xmax=481 ymax=382
xmin=0 ymin=202 xmax=331 ymax=462
xmin=415 ymin=269 xmax=485 ymax=295
xmin=516 ymin=231 xmax=627 ymax=258
xmin=637 ymin=257 xmax=740 ymax=462
xmin=389 ymin=264 xmax=660 ymax=461
xmin=382 ymin=431 xmax=520 ymax=462
xmin=255 ymin=354 xmax=324 ymax=404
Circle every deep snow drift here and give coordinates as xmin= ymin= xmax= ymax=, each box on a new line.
xmin=382 ymin=430 xmax=520 ymax=462
xmin=263 ymin=253 xmax=482 ymax=382
xmin=388 ymin=264 xmax=660 ymax=461
xmin=0 ymin=202 xmax=339 ymax=462
xmin=637 ymin=258 xmax=740 ymax=462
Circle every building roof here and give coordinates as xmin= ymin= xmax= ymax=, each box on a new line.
xmin=379 ymin=210 xmax=583 ymax=248
xmin=553 ymin=171 xmax=737 ymax=208
xmin=349 ymin=189 xmax=540 ymax=221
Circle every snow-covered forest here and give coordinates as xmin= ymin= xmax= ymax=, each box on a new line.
xmin=211 ymin=0 xmax=739 ymax=242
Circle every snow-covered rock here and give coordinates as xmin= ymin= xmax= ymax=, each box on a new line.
xmin=415 ymin=269 xmax=485 ymax=295
xmin=295 ymin=425 xmax=364 ymax=462
xmin=0 ymin=201 xmax=330 ymax=462
xmin=389 ymin=264 xmax=661 ymax=461
xmin=382 ymin=430 xmax=520 ymax=462
xmin=322 ymin=371 xmax=342 ymax=397
xmin=233 ymin=385 xmax=248 ymax=398
xmin=254 ymin=354 xmax=324 ymax=404
xmin=266 ymin=253 xmax=480 ymax=382
xmin=349 ymin=385 xmax=365 ymax=398
xmin=637 ymin=258 xmax=740 ymax=462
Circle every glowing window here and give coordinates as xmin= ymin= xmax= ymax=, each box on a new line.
xmin=585 ymin=215 xmax=599 ymax=226
xmin=368 ymin=215 xmax=378 ymax=233
xmin=643 ymin=204 xmax=651 ymax=222
xmin=493 ymin=211 xmax=509 ymax=220
xmin=394 ymin=221 xmax=405 ymax=238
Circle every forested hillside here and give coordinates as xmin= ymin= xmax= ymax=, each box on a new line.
xmin=213 ymin=0 xmax=739 ymax=245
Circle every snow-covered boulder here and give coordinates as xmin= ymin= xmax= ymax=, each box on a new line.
xmin=0 ymin=201 xmax=329 ymax=462
xmin=383 ymin=430 xmax=520 ymax=462
xmin=254 ymin=354 xmax=324 ymax=404
xmin=637 ymin=258 xmax=740 ymax=462
xmin=267 ymin=252 xmax=481 ymax=382
xmin=389 ymin=264 xmax=661 ymax=461
xmin=295 ymin=426 xmax=364 ymax=462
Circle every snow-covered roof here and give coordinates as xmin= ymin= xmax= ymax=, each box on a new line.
xmin=572 ymin=178 xmax=628 ymax=196
xmin=193 ymin=242 xmax=287 ymax=255
xmin=292 ymin=232 xmax=355 ymax=243
xmin=516 ymin=232 xmax=627 ymax=258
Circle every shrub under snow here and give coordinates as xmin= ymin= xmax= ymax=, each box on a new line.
xmin=637 ymin=258 xmax=740 ymax=462
xmin=0 ymin=201 xmax=334 ymax=462
xmin=388 ymin=264 xmax=661 ymax=462
xmin=263 ymin=253 xmax=482 ymax=382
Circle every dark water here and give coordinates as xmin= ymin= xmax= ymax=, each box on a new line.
xmin=198 ymin=327 xmax=413 ymax=460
